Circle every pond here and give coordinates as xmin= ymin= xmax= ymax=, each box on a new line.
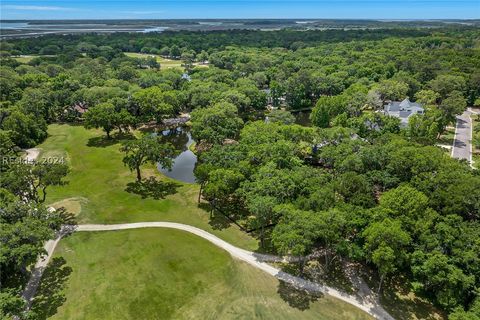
xmin=155 ymin=111 xmax=310 ymax=183
xmin=157 ymin=127 xmax=197 ymax=183
xmin=293 ymin=111 xmax=312 ymax=126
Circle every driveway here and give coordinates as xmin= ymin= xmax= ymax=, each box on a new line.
xmin=452 ymin=110 xmax=472 ymax=164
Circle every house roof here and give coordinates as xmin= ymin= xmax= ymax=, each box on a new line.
xmin=384 ymin=98 xmax=424 ymax=126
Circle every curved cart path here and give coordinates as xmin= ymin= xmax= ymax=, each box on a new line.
xmin=23 ymin=222 xmax=395 ymax=320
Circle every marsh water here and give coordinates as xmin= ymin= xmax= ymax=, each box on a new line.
xmin=157 ymin=127 xmax=197 ymax=183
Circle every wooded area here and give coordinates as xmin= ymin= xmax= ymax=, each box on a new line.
xmin=1 ymin=26 xmax=479 ymax=319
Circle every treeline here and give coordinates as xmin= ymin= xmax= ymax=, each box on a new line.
xmin=3 ymin=28 xmax=435 ymax=54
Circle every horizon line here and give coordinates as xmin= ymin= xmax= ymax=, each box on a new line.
xmin=1 ymin=18 xmax=479 ymax=21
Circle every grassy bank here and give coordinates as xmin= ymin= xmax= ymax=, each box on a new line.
xmin=31 ymin=229 xmax=373 ymax=320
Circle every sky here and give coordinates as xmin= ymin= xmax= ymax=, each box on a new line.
xmin=0 ymin=0 xmax=479 ymax=20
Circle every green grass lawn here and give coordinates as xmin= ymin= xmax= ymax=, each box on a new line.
xmin=13 ymin=55 xmax=56 ymax=63
xmin=13 ymin=55 xmax=36 ymax=63
xmin=124 ymin=52 xmax=184 ymax=69
xmin=438 ymin=126 xmax=455 ymax=146
xmin=31 ymin=229 xmax=373 ymax=320
xmin=37 ymin=124 xmax=257 ymax=250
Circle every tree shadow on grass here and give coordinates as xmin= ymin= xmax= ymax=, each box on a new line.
xmin=87 ymin=132 xmax=135 ymax=148
xmin=208 ymin=212 xmax=233 ymax=231
xmin=277 ymin=280 xmax=323 ymax=311
xmin=125 ymin=176 xmax=180 ymax=199
xmin=197 ymin=202 xmax=234 ymax=230
xmin=361 ymin=268 xmax=445 ymax=320
xmin=30 ymin=257 xmax=72 ymax=320
xmin=380 ymin=277 xmax=446 ymax=320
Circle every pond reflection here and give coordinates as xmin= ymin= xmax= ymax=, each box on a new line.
xmin=157 ymin=127 xmax=197 ymax=183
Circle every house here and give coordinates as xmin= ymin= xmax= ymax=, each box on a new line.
xmin=72 ymin=102 xmax=88 ymax=115
xmin=181 ymin=73 xmax=192 ymax=81
xmin=384 ymin=98 xmax=424 ymax=126
xmin=263 ymin=88 xmax=286 ymax=109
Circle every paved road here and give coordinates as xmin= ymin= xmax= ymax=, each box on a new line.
xmin=22 ymin=222 xmax=395 ymax=320
xmin=452 ymin=110 xmax=472 ymax=164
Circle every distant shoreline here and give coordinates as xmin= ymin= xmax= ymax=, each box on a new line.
xmin=1 ymin=18 xmax=478 ymax=39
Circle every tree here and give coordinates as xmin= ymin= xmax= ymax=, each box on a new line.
xmin=181 ymin=50 xmax=195 ymax=72
xmin=311 ymin=102 xmax=331 ymax=128
xmin=39 ymin=44 xmax=60 ymax=55
xmin=411 ymin=251 xmax=475 ymax=310
xmin=310 ymin=95 xmax=345 ymax=128
xmin=1 ymin=110 xmax=47 ymax=148
xmin=193 ymin=162 xmax=215 ymax=203
xmin=116 ymin=65 xmax=138 ymax=81
xmin=33 ymin=162 xmax=69 ymax=203
xmin=267 ymin=110 xmax=296 ymax=125
xmin=0 ymin=290 xmax=25 ymax=319
xmin=0 ymin=130 xmax=17 ymax=167
xmin=363 ymin=218 xmax=411 ymax=293
xmin=159 ymin=46 xmax=170 ymax=57
xmin=246 ymin=195 xmax=278 ymax=248
xmin=121 ymin=135 xmax=175 ymax=181
xmin=132 ymin=86 xmax=175 ymax=122
xmin=18 ymin=87 xmax=55 ymax=122
xmin=220 ymin=90 xmax=251 ymax=114
xmin=474 ymin=98 xmax=480 ymax=107
xmin=190 ymin=102 xmax=244 ymax=145
xmin=202 ymin=168 xmax=244 ymax=208
xmin=272 ymin=206 xmax=322 ymax=258
xmin=365 ymin=89 xmax=383 ymax=110
xmin=428 ymin=75 xmax=466 ymax=99
xmin=449 ymin=297 xmax=480 ymax=320
xmin=0 ymin=200 xmax=66 ymax=277
xmin=415 ymin=89 xmax=440 ymax=105
xmin=335 ymin=172 xmax=375 ymax=207
xmin=197 ymin=50 xmax=209 ymax=64
xmin=2 ymin=162 xmax=69 ymax=203
xmin=77 ymin=86 xmax=128 ymax=107
xmin=83 ymin=102 xmax=117 ymax=138
xmin=375 ymin=79 xmax=409 ymax=102
xmin=235 ymin=78 xmax=267 ymax=110
xmin=169 ymin=45 xmax=181 ymax=59
xmin=378 ymin=184 xmax=429 ymax=233
xmin=439 ymin=91 xmax=467 ymax=128
xmin=250 ymin=72 xmax=268 ymax=88
xmin=407 ymin=113 xmax=439 ymax=144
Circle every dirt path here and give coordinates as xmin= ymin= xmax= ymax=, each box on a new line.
xmin=23 ymin=222 xmax=395 ymax=320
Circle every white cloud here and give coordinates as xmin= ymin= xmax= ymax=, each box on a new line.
xmin=2 ymin=5 xmax=73 ymax=11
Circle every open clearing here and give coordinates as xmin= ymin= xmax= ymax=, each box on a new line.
xmin=124 ymin=52 xmax=184 ymax=68
xmin=37 ymin=124 xmax=258 ymax=250
xmin=31 ymin=228 xmax=373 ymax=320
